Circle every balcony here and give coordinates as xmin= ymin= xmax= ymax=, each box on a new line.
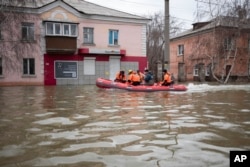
xmin=45 ymin=36 xmax=77 ymax=54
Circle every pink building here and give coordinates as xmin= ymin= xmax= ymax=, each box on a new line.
xmin=0 ymin=0 xmax=150 ymax=86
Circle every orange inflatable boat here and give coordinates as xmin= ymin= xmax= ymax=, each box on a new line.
xmin=96 ymin=78 xmax=188 ymax=92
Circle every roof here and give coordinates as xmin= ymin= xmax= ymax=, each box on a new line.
xmin=63 ymin=0 xmax=147 ymax=20
xmin=0 ymin=0 xmax=149 ymax=20
xmin=171 ymin=16 xmax=250 ymax=40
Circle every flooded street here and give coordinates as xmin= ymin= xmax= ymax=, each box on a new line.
xmin=0 ymin=84 xmax=250 ymax=167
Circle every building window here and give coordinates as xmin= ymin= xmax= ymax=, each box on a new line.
xmin=54 ymin=23 xmax=61 ymax=35
xmin=224 ymin=37 xmax=235 ymax=50
xmin=193 ymin=65 xmax=199 ymax=76
xmin=23 ymin=58 xmax=35 ymax=75
xmin=178 ymin=44 xmax=184 ymax=55
xmin=206 ymin=64 xmax=211 ymax=76
xmin=0 ymin=57 xmax=2 ymax=75
xmin=71 ymin=24 xmax=77 ymax=36
xmin=63 ymin=24 xmax=70 ymax=35
xmin=22 ymin=22 xmax=34 ymax=41
xmin=46 ymin=22 xmax=54 ymax=35
xmin=46 ymin=22 xmax=77 ymax=37
xmin=84 ymin=58 xmax=95 ymax=75
xmin=109 ymin=29 xmax=119 ymax=45
xmin=83 ymin=27 xmax=94 ymax=44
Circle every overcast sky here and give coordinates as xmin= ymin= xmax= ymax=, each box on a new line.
xmin=85 ymin=0 xmax=198 ymax=29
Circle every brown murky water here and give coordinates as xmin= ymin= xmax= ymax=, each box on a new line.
xmin=0 ymin=84 xmax=250 ymax=167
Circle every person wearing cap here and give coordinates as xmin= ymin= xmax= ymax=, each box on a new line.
xmin=161 ymin=69 xmax=173 ymax=86
xmin=114 ymin=70 xmax=126 ymax=83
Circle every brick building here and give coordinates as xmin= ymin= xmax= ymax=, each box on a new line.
xmin=170 ymin=16 xmax=250 ymax=82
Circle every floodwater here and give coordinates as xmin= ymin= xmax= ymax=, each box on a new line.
xmin=0 ymin=83 xmax=250 ymax=167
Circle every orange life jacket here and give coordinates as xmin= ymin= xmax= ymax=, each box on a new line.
xmin=115 ymin=72 xmax=126 ymax=81
xmin=131 ymin=73 xmax=141 ymax=82
xmin=128 ymin=73 xmax=133 ymax=81
xmin=164 ymin=73 xmax=171 ymax=83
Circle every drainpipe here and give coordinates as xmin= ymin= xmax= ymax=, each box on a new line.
xmin=164 ymin=0 xmax=170 ymax=71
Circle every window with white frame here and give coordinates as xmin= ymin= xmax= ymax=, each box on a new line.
xmin=54 ymin=23 xmax=61 ymax=35
xmin=109 ymin=29 xmax=119 ymax=45
xmin=178 ymin=44 xmax=184 ymax=55
xmin=193 ymin=65 xmax=199 ymax=76
xmin=83 ymin=27 xmax=94 ymax=44
xmin=46 ymin=22 xmax=77 ymax=37
xmin=46 ymin=22 xmax=53 ymax=35
xmin=224 ymin=37 xmax=235 ymax=50
xmin=22 ymin=22 xmax=34 ymax=41
xmin=23 ymin=58 xmax=35 ymax=75
xmin=84 ymin=58 xmax=95 ymax=75
xmin=63 ymin=24 xmax=70 ymax=35
xmin=0 ymin=57 xmax=2 ymax=75
xmin=71 ymin=24 xmax=77 ymax=36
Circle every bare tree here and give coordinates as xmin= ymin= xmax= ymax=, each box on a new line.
xmin=193 ymin=0 xmax=250 ymax=83
xmin=146 ymin=12 xmax=184 ymax=81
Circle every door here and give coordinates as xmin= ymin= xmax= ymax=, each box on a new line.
xmin=109 ymin=56 xmax=121 ymax=80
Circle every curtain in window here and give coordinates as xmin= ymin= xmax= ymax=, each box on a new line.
xmin=109 ymin=30 xmax=118 ymax=45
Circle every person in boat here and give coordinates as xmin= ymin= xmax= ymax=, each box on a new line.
xmin=137 ymin=70 xmax=145 ymax=84
xmin=127 ymin=70 xmax=133 ymax=84
xmin=128 ymin=70 xmax=141 ymax=86
xmin=114 ymin=70 xmax=126 ymax=83
xmin=161 ymin=69 xmax=174 ymax=86
xmin=144 ymin=69 xmax=154 ymax=86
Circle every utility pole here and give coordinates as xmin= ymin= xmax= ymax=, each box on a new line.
xmin=164 ymin=0 xmax=170 ymax=70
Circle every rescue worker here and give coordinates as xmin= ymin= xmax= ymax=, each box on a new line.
xmin=161 ymin=69 xmax=174 ymax=86
xmin=130 ymin=71 xmax=141 ymax=86
xmin=127 ymin=70 xmax=133 ymax=84
xmin=114 ymin=70 xmax=126 ymax=83
xmin=137 ymin=70 xmax=145 ymax=84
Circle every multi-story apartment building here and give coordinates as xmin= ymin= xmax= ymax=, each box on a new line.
xmin=170 ymin=16 xmax=250 ymax=82
xmin=0 ymin=0 xmax=150 ymax=86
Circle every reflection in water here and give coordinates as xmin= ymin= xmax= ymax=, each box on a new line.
xmin=0 ymin=84 xmax=250 ymax=167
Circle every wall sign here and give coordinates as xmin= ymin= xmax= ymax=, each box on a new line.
xmin=55 ymin=61 xmax=78 ymax=79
